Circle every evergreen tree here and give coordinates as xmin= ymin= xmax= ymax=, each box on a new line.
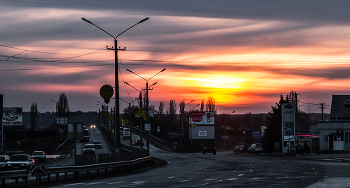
xmin=263 ymin=94 xmax=290 ymax=152
xmin=30 ymin=102 xmax=38 ymax=130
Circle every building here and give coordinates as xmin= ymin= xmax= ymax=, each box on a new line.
xmin=318 ymin=95 xmax=350 ymax=152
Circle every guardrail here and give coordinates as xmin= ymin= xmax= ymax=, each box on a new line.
xmin=0 ymin=170 xmax=28 ymax=187
xmin=0 ymin=155 xmax=152 ymax=187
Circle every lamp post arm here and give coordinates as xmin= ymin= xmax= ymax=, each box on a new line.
xmin=116 ymin=17 xmax=149 ymax=38
xmin=148 ymin=68 xmax=166 ymax=81
xmin=82 ymin=18 xmax=116 ymax=40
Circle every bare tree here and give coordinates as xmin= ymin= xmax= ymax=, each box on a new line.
xmin=58 ymin=93 xmax=69 ymax=117
xmin=180 ymin=98 xmax=185 ymax=113
xmin=30 ymin=102 xmax=38 ymax=130
xmin=200 ymin=99 xmax=205 ymax=112
xmin=158 ymin=101 xmax=164 ymax=115
xmin=168 ymin=100 xmax=177 ymax=116
xmin=205 ymin=96 xmax=216 ymax=112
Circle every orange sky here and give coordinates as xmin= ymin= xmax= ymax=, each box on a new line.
xmin=2 ymin=1 xmax=350 ymax=114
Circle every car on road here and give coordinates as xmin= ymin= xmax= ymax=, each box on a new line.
xmin=233 ymin=146 xmax=243 ymax=154
xmin=203 ymin=141 xmax=216 ymax=155
xmin=0 ymin=154 xmax=10 ymax=171
xmin=93 ymin=141 xmax=102 ymax=149
xmin=123 ymin=128 xmax=131 ymax=139
xmin=6 ymin=154 xmax=35 ymax=171
xmin=135 ymin=138 xmax=144 ymax=146
xmin=83 ymin=144 xmax=95 ymax=155
xmin=31 ymin=151 xmax=46 ymax=162
xmin=248 ymin=143 xmax=263 ymax=153
xmin=90 ymin=124 xmax=96 ymax=128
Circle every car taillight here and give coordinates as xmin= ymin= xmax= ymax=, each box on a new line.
xmin=203 ymin=147 xmax=207 ymax=149
xmin=32 ymin=159 xmax=35 ymax=163
xmin=214 ymin=147 xmax=216 ymax=149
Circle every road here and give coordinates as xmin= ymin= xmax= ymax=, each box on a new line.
xmin=40 ymin=149 xmax=350 ymax=188
xmin=6 ymin=127 xmax=350 ymax=187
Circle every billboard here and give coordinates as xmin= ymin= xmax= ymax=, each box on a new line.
xmin=282 ymin=103 xmax=295 ymax=153
xmin=189 ymin=112 xmax=215 ymax=125
xmin=3 ymin=107 xmax=22 ymax=126
xmin=189 ymin=126 xmax=215 ymax=139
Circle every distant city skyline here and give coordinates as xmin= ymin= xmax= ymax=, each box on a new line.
xmin=4 ymin=1 xmax=350 ymax=114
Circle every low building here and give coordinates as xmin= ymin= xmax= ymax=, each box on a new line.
xmin=318 ymin=95 xmax=350 ymax=152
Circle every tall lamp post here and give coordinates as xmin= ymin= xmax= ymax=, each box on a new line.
xmin=181 ymin=100 xmax=194 ymax=148
xmin=120 ymin=97 xmax=138 ymax=149
xmin=51 ymin=100 xmax=58 ymax=128
xmin=82 ymin=17 xmax=149 ymax=157
xmin=126 ymin=68 xmax=166 ymax=154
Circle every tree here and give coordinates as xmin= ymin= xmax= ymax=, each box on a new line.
xmin=205 ymin=96 xmax=216 ymax=112
xmin=30 ymin=102 xmax=38 ymax=130
xmin=57 ymin=93 xmax=69 ymax=117
xmin=168 ymin=100 xmax=177 ymax=115
xmin=158 ymin=101 xmax=164 ymax=115
xmin=262 ymin=94 xmax=290 ymax=152
xmin=200 ymin=99 xmax=205 ymax=112
xmin=180 ymin=99 xmax=185 ymax=113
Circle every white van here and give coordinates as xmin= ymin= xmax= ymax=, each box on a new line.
xmin=123 ymin=128 xmax=131 ymax=139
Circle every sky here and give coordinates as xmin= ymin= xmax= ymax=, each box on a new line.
xmin=2 ymin=0 xmax=350 ymax=114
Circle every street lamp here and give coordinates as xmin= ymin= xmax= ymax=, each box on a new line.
xmin=51 ymin=100 xmax=58 ymax=128
xmin=126 ymin=68 xmax=166 ymax=154
xmin=120 ymin=97 xmax=138 ymax=149
xmin=82 ymin=17 xmax=149 ymax=157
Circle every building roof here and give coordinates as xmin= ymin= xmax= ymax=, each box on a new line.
xmin=330 ymin=95 xmax=350 ymax=121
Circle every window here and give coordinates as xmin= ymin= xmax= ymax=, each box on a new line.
xmin=346 ymin=132 xmax=350 ymax=143
xmin=324 ymin=135 xmax=328 ymax=141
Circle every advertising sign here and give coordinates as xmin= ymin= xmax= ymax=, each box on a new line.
xmin=189 ymin=112 xmax=215 ymax=125
xmin=3 ymin=107 xmax=22 ymax=126
xmin=282 ymin=103 xmax=295 ymax=153
xmin=189 ymin=126 xmax=215 ymax=139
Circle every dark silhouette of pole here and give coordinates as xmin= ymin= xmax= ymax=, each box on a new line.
xmin=82 ymin=17 xmax=149 ymax=160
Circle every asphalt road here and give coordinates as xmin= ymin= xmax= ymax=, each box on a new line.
xmin=5 ymin=127 xmax=350 ymax=188
xmin=38 ymin=150 xmax=350 ymax=188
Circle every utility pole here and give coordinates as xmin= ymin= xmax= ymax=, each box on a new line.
xmin=320 ymin=103 xmax=325 ymax=121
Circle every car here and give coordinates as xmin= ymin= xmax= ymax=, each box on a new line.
xmin=233 ymin=146 xmax=243 ymax=154
xmin=6 ymin=154 xmax=35 ymax=171
xmin=248 ymin=143 xmax=263 ymax=153
xmin=0 ymin=155 xmax=10 ymax=171
xmin=135 ymin=138 xmax=144 ymax=146
xmin=93 ymin=141 xmax=102 ymax=149
xmin=90 ymin=124 xmax=96 ymax=128
xmin=203 ymin=141 xmax=216 ymax=155
xmin=31 ymin=151 xmax=46 ymax=162
xmin=83 ymin=144 xmax=95 ymax=155
xmin=123 ymin=128 xmax=131 ymax=139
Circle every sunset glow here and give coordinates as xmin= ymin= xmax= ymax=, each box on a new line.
xmin=1 ymin=1 xmax=350 ymax=114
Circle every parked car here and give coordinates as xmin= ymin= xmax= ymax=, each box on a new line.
xmin=31 ymin=151 xmax=46 ymax=162
xmin=203 ymin=141 xmax=216 ymax=155
xmin=0 ymin=155 xmax=10 ymax=171
xmin=93 ymin=141 xmax=102 ymax=149
xmin=123 ymin=128 xmax=131 ymax=139
xmin=6 ymin=154 xmax=35 ymax=171
xmin=83 ymin=144 xmax=95 ymax=155
xmin=135 ymin=138 xmax=144 ymax=146
xmin=248 ymin=143 xmax=263 ymax=153
xmin=233 ymin=146 xmax=243 ymax=154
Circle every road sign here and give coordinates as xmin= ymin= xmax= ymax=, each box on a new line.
xmin=192 ymin=123 xmax=196 ymax=128
xmin=169 ymin=132 xmax=184 ymax=137
xmin=144 ymin=123 xmax=151 ymax=133
xmin=222 ymin=135 xmax=228 ymax=140
xmin=226 ymin=126 xmax=230 ymax=130
xmin=137 ymin=109 xmax=145 ymax=117
xmin=124 ymin=119 xmax=129 ymax=125
xmin=100 ymin=84 xmax=114 ymax=99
